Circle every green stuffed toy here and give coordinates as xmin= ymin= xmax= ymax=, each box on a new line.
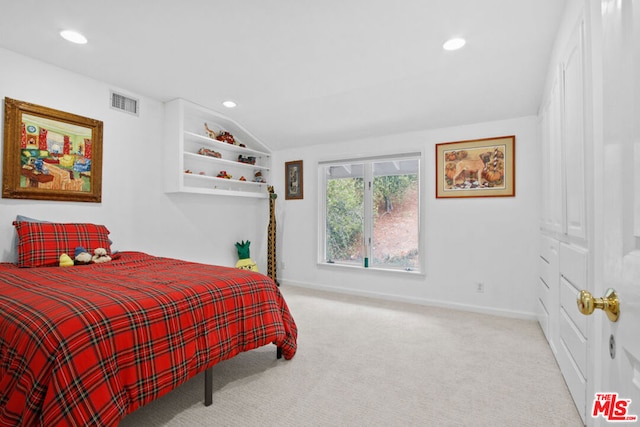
xmin=235 ymin=240 xmax=258 ymax=272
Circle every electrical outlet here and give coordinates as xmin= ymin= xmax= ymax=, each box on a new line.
xmin=477 ymin=282 xmax=484 ymax=293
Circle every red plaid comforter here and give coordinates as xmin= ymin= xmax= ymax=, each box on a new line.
xmin=0 ymin=252 xmax=297 ymax=426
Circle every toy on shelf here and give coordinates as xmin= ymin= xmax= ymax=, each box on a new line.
xmin=185 ymin=169 xmax=192 ymax=174
xmin=235 ymin=240 xmax=258 ymax=272
xmin=239 ymin=176 xmax=247 ymax=181
xmin=198 ymin=147 xmax=222 ymax=158
xmin=238 ymin=155 xmax=256 ymax=165
xmin=216 ymin=131 xmax=236 ymax=145
xmin=253 ymin=171 xmax=265 ymax=183
xmin=217 ymin=170 xmax=232 ymax=179
xmin=204 ymin=123 xmax=236 ymax=145
xmin=204 ymin=122 xmax=217 ymax=139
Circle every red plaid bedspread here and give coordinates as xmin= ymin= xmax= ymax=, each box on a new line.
xmin=0 ymin=252 xmax=297 ymax=426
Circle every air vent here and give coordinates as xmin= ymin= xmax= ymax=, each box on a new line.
xmin=110 ymin=91 xmax=139 ymax=116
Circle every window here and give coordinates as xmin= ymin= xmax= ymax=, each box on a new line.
xmin=320 ymin=153 xmax=422 ymax=272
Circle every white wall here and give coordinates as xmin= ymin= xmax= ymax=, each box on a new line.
xmin=0 ymin=47 xmax=269 ymax=268
xmin=0 ymin=47 xmax=542 ymax=318
xmin=273 ymin=116 xmax=541 ymax=318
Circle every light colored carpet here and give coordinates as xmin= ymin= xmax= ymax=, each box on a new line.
xmin=119 ymin=285 xmax=583 ymax=426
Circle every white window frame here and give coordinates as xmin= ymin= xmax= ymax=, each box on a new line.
xmin=318 ymin=152 xmax=424 ymax=274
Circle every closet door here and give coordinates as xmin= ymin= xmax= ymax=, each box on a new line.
xmin=562 ymin=20 xmax=587 ymax=241
xmin=541 ymin=68 xmax=564 ymax=234
xmin=557 ymin=18 xmax=590 ymax=423
xmin=539 ymin=15 xmax=591 ymax=423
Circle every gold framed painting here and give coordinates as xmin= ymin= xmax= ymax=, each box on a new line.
xmin=285 ymin=160 xmax=303 ymax=200
xmin=2 ymin=98 xmax=103 ymax=203
xmin=435 ymin=135 xmax=515 ymax=198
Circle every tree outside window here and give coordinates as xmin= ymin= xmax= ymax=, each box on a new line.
xmin=322 ymin=155 xmax=421 ymax=272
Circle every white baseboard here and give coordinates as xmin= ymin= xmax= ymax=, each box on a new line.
xmin=279 ymin=278 xmax=537 ymax=321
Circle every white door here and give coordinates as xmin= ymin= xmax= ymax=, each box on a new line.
xmin=587 ymin=1 xmax=640 ymax=424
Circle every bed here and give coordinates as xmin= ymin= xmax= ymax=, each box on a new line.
xmin=0 ymin=221 xmax=297 ymax=426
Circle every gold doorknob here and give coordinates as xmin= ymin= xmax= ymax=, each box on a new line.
xmin=577 ymin=288 xmax=619 ymax=322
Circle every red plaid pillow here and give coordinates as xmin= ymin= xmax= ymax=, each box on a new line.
xmin=13 ymin=221 xmax=112 ymax=267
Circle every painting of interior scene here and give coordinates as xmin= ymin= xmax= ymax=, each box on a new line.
xmin=19 ymin=113 xmax=92 ymax=192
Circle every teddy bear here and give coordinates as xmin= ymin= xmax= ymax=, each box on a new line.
xmin=91 ymin=247 xmax=112 ymax=263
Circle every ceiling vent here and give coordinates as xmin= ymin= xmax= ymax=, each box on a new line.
xmin=110 ymin=91 xmax=139 ymax=116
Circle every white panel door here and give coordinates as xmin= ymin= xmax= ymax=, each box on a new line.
xmin=563 ymin=19 xmax=588 ymax=241
xmin=540 ymin=68 xmax=564 ymax=233
xmin=587 ymin=1 xmax=640 ymax=425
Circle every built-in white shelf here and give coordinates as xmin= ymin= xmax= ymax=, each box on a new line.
xmin=164 ymin=98 xmax=271 ymax=198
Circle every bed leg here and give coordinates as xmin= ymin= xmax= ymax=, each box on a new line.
xmin=277 ymin=346 xmax=283 ymax=359
xmin=204 ymin=368 xmax=213 ymax=406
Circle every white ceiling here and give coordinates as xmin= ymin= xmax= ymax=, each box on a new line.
xmin=0 ymin=1 xmax=566 ymax=151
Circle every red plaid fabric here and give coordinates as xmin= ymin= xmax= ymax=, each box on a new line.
xmin=0 ymin=252 xmax=297 ymax=426
xmin=13 ymin=221 xmax=112 ymax=268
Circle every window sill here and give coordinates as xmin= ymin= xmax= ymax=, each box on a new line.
xmin=318 ymin=261 xmax=425 ymax=277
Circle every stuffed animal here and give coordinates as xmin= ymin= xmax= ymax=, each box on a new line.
xmin=74 ymin=246 xmax=93 ymax=265
xmin=204 ymin=122 xmax=217 ymax=139
xmin=235 ymin=240 xmax=258 ymax=272
xmin=59 ymin=253 xmax=74 ymax=267
xmin=92 ymin=247 xmax=112 ymax=263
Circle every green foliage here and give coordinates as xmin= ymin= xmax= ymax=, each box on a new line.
xmin=326 ymin=178 xmax=363 ymax=261
xmin=325 ymin=174 xmax=418 ymax=263
xmin=373 ymin=174 xmax=417 ymax=215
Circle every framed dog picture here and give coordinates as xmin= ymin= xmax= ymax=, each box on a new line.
xmin=285 ymin=160 xmax=303 ymax=200
xmin=2 ymin=98 xmax=103 ymax=203
xmin=435 ymin=135 xmax=515 ymax=198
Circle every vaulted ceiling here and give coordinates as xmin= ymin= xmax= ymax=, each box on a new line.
xmin=0 ymin=1 xmax=566 ymax=150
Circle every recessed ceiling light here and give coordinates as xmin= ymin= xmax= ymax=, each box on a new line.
xmin=60 ymin=30 xmax=88 ymax=44
xmin=443 ymin=37 xmax=466 ymax=51
xmin=222 ymin=100 xmax=237 ymax=108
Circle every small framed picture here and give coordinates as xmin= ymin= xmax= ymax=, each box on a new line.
xmin=435 ymin=135 xmax=515 ymax=198
xmin=285 ymin=160 xmax=303 ymax=200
